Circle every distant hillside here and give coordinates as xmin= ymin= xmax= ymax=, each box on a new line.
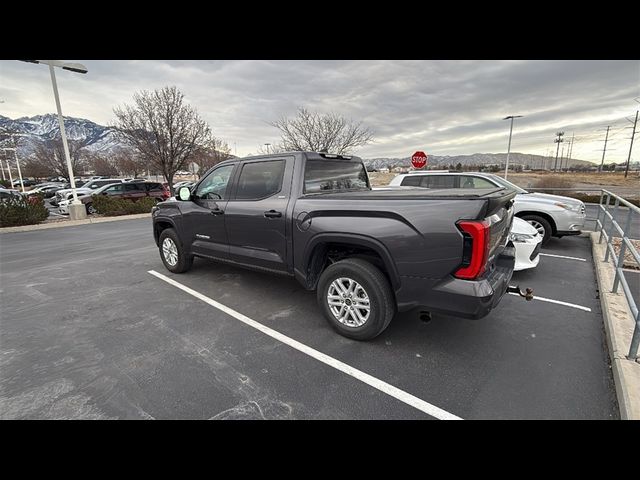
xmin=0 ymin=114 xmax=121 ymax=156
xmin=363 ymin=152 xmax=593 ymax=170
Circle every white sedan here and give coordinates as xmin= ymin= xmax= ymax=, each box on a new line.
xmin=510 ymin=217 xmax=542 ymax=271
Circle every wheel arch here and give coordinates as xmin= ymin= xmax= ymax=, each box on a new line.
xmin=515 ymin=210 xmax=557 ymax=235
xmin=298 ymin=233 xmax=400 ymax=291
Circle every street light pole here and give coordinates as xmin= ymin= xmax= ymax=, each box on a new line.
xmin=2 ymin=147 xmax=25 ymax=192
xmin=20 ymin=60 xmax=88 ymax=219
xmin=264 ymin=143 xmax=271 ymax=154
xmin=503 ymin=115 xmax=523 ymax=179
xmin=48 ymin=64 xmax=79 ymax=203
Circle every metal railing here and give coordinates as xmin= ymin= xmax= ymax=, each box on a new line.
xmin=595 ymin=190 xmax=640 ymax=360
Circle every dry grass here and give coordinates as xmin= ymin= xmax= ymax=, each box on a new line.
xmin=611 ymin=237 xmax=640 ymax=270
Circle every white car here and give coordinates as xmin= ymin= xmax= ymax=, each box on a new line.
xmin=389 ymin=171 xmax=586 ymax=244
xmin=510 ymin=217 xmax=542 ymax=271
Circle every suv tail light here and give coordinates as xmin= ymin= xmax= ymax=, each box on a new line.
xmin=454 ymin=220 xmax=490 ymax=280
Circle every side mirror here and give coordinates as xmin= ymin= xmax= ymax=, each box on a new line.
xmin=178 ymin=186 xmax=192 ymax=201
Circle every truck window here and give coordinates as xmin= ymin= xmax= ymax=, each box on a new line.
xmin=236 ymin=160 xmax=285 ymax=200
xmin=194 ymin=164 xmax=235 ymax=200
xmin=304 ymin=160 xmax=369 ymax=193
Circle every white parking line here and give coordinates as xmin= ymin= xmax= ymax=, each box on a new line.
xmin=148 ymin=269 xmax=462 ymax=420
xmin=539 ymin=253 xmax=586 ymax=262
xmin=508 ymin=292 xmax=592 ymax=312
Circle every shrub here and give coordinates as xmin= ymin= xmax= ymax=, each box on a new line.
xmin=0 ymin=180 xmax=11 ymax=188
xmin=91 ymin=195 xmax=157 ymax=216
xmin=0 ymin=194 xmax=48 ymax=227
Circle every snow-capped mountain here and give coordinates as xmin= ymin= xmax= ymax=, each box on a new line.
xmin=0 ymin=114 xmax=121 ymax=156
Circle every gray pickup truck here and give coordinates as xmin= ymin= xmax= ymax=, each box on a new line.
xmin=152 ymin=152 xmax=518 ymax=340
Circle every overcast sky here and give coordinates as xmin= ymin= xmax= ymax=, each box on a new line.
xmin=1 ymin=60 xmax=638 ymax=163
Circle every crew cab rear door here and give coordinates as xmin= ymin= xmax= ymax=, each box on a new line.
xmin=224 ymin=157 xmax=294 ymax=272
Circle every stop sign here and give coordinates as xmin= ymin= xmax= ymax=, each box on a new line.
xmin=411 ymin=151 xmax=428 ymax=169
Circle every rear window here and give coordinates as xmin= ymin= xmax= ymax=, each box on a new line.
xmin=144 ymin=183 xmax=163 ymax=191
xmin=304 ymin=159 xmax=370 ymax=194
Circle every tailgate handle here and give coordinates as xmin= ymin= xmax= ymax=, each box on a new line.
xmin=264 ymin=210 xmax=282 ymax=218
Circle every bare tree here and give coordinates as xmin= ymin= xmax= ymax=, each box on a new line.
xmin=113 ymin=149 xmax=147 ymax=178
xmin=270 ymin=107 xmax=374 ymax=155
xmin=33 ymin=138 xmax=88 ymax=178
xmin=190 ymin=138 xmax=233 ymax=178
xmin=87 ymin=153 xmax=119 ymax=177
xmin=113 ymin=86 xmax=213 ymax=194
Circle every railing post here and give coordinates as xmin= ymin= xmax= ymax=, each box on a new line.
xmin=604 ymin=197 xmax=619 ymax=262
xmin=629 ymin=315 xmax=640 ymax=360
xmin=598 ymin=193 xmax=610 ymax=244
xmin=612 ymin=209 xmax=633 ymax=293
xmin=595 ymin=190 xmax=603 ymax=232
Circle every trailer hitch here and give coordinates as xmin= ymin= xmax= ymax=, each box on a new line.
xmin=507 ymin=285 xmax=534 ymax=301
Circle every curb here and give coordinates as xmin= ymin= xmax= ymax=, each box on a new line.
xmin=0 ymin=213 xmax=151 ymax=233
xmin=590 ymin=232 xmax=640 ymax=420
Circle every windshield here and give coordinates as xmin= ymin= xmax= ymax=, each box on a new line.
xmin=487 ymin=174 xmax=528 ymax=194
xmin=304 ymin=159 xmax=370 ymax=194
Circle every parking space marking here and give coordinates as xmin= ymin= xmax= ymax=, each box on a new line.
xmin=508 ymin=293 xmax=591 ymax=312
xmin=148 ymin=269 xmax=462 ymax=420
xmin=539 ymin=253 xmax=586 ymax=262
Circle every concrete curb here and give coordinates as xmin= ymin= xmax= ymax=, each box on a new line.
xmin=0 ymin=213 xmax=151 ymax=233
xmin=590 ymin=232 xmax=640 ymax=420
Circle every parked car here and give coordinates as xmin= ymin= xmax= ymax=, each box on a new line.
xmin=388 ymin=171 xmax=586 ymax=244
xmin=0 ymin=187 xmax=22 ymax=202
xmin=152 ymin=152 xmax=523 ymax=340
xmin=59 ymin=181 xmax=169 ymax=215
xmin=510 ymin=217 xmax=542 ymax=271
xmin=173 ymin=180 xmax=194 ymax=190
xmin=11 ymin=179 xmax=37 ymax=187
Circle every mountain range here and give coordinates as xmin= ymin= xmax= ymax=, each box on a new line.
xmin=1 ymin=114 xmax=594 ymax=169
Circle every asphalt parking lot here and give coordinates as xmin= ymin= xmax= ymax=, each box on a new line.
xmin=0 ymin=219 xmax=619 ymax=419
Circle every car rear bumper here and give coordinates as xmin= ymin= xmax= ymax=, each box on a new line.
xmin=395 ymin=246 xmax=516 ymax=319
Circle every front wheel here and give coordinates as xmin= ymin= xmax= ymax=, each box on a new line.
xmin=159 ymin=228 xmax=193 ymax=273
xmin=317 ymin=258 xmax=395 ymax=340
xmin=86 ymin=203 xmax=97 ymax=215
xmin=520 ymin=214 xmax=552 ymax=245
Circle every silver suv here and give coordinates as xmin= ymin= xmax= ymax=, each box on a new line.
xmin=389 ymin=171 xmax=585 ymax=244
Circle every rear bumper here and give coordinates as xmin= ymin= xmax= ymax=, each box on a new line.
xmin=395 ymin=246 xmax=516 ymax=319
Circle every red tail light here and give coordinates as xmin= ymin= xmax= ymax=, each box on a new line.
xmin=454 ymin=220 xmax=490 ymax=280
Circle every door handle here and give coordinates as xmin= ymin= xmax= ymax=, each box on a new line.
xmin=210 ymin=207 xmax=224 ymax=215
xmin=264 ymin=210 xmax=282 ymax=218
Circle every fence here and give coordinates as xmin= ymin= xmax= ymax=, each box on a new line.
xmin=526 ymin=187 xmax=639 ymax=359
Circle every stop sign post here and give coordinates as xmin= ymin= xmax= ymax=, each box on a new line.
xmin=411 ymin=151 xmax=428 ymax=169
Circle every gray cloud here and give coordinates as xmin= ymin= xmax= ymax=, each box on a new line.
xmin=0 ymin=60 xmax=638 ymax=163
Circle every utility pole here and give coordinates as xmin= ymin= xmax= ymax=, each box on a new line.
xmin=564 ymin=133 xmax=574 ymax=172
xmin=624 ymin=110 xmax=638 ymax=178
xmin=503 ymin=115 xmax=523 ymax=180
xmin=559 ymin=144 xmax=565 ymax=173
xmin=553 ymin=131 xmax=564 ymax=172
xmin=599 ymin=126 xmax=611 ymax=172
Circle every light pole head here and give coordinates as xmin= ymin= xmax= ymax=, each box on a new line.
xmin=20 ymin=60 xmax=88 ymax=74
xmin=503 ymin=115 xmax=523 ymax=120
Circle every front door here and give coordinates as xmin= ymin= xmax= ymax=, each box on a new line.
xmin=184 ymin=163 xmax=236 ymax=259
xmin=224 ymin=158 xmax=292 ymax=272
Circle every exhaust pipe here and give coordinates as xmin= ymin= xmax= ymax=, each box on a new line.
xmin=419 ymin=311 xmax=432 ymax=323
xmin=507 ymin=285 xmax=534 ymax=301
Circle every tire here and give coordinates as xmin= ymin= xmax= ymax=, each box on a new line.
xmin=316 ymin=258 xmax=395 ymax=340
xmin=86 ymin=203 xmax=97 ymax=215
xmin=520 ymin=214 xmax=553 ymax=245
xmin=159 ymin=228 xmax=193 ymax=273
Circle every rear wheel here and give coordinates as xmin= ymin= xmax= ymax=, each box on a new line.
xmin=317 ymin=258 xmax=395 ymax=340
xmin=159 ymin=228 xmax=193 ymax=273
xmin=521 ymin=214 xmax=552 ymax=245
